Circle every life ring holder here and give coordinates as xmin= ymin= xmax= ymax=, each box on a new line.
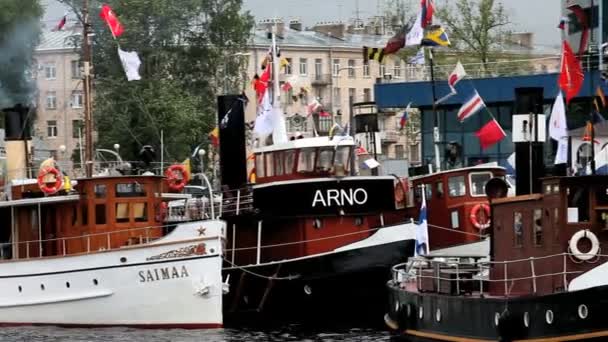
xmin=470 ymin=203 xmax=491 ymax=230
xmin=37 ymin=167 xmax=63 ymax=195
xmin=165 ymin=164 xmax=190 ymax=192
xmin=568 ymin=229 xmax=600 ymax=263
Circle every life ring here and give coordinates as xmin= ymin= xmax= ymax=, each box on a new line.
xmin=37 ymin=167 xmax=63 ymax=195
xmin=165 ymin=164 xmax=190 ymax=192
xmin=394 ymin=179 xmax=408 ymax=203
xmin=470 ymin=203 xmax=491 ymax=230
xmin=569 ymin=229 xmax=600 ymax=261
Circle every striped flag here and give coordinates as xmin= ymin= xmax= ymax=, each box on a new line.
xmin=363 ymin=46 xmax=385 ymax=64
xmin=457 ymin=91 xmax=485 ymax=122
xmin=408 ymin=48 xmax=425 ymax=65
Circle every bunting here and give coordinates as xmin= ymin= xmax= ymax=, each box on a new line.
xmin=100 ymin=4 xmax=125 ymax=38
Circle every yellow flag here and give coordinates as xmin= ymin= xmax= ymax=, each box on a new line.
xmin=182 ymin=158 xmax=191 ymax=179
xmin=280 ymin=57 xmax=290 ymax=69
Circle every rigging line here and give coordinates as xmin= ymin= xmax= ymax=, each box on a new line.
xmin=130 ymin=89 xmax=172 ymax=161
xmin=222 ymin=258 xmax=300 ymax=280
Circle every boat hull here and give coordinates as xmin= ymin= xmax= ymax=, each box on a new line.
xmin=387 ymin=282 xmax=608 ymax=341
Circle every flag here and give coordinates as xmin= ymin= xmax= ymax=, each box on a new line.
xmin=457 ymin=91 xmax=485 ymax=122
xmin=420 ymin=0 xmax=434 ymax=28
xmin=549 ymin=91 xmax=567 ymax=141
xmin=307 ymin=99 xmax=321 ymax=116
xmin=405 ymin=10 xmax=424 ymax=47
xmin=117 ymin=48 xmax=141 ymax=81
xmin=254 ymin=92 xmax=274 ymax=136
xmin=318 ymin=110 xmax=331 ymax=117
xmin=400 ymin=102 xmax=411 ymax=129
xmin=182 ymin=158 xmax=191 ymax=180
xmin=355 ymin=146 xmax=368 ymax=156
xmin=506 ymin=152 xmax=516 ymax=174
xmin=421 ymin=26 xmax=450 ymax=47
xmin=555 ymin=138 xmax=568 ymax=165
xmin=597 ymin=86 xmax=607 ymax=108
xmin=281 ymin=81 xmax=292 ymax=92
xmin=383 ymin=29 xmax=406 ymax=55
xmin=558 ymin=40 xmax=584 ymax=105
xmin=414 ymin=192 xmax=429 ymax=257
xmin=100 ymin=4 xmax=125 ymax=38
xmin=253 ymin=67 xmax=271 ymax=103
xmin=329 ymin=122 xmax=342 ymax=139
xmin=280 ymin=57 xmax=290 ymax=70
xmin=209 ymin=127 xmax=219 ymax=147
xmin=52 ymin=13 xmax=67 ymax=31
xmin=596 ymin=144 xmax=608 ymax=175
xmin=448 ymin=61 xmax=466 ymax=92
xmin=363 ymin=158 xmax=380 ymax=169
xmin=558 ymin=17 xmax=568 ymax=30
xmin=408 ymin=48 xmax=425 ymax=65
xmin=476 ymin=119 xmax=506 ymax=150
xmin=363 ymin=46 xmax=385 ymax=64
xmin=568 ymin=4 xmax=589 ymax=58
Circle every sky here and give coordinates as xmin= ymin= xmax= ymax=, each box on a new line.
xmin=42 ymin=0 xmax=561 ymax=46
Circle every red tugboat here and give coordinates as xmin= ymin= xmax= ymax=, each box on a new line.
xmin=386 ymin=174 xmax=608 ymax=341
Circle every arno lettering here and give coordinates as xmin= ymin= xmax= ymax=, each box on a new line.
xmin=139 ymin=265 xmax=189 ymax=282
xmin=312 ymin=188 xmax=368 ymax=207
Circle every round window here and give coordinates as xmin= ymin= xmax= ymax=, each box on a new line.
xmin=435 ymin=308 xmax=441 ymax=322
xmin=578 ymin=304 xmax=588 ymax=319
xmin=494 ymin=312 xmax=500 ymax=326
xmin=418 ymin=306 xmax=424 ymax=319
xmin=523 ymin=312 xmax=530 ymax=327
xmin=545 ymin=310 xmax=554 ymax=324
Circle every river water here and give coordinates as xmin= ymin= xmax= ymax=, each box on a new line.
xmin=0 ymin=326 xmax=390 ymax=341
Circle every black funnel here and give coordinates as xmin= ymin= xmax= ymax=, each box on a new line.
xmin=2 ymin=104 xmax=32 ymax=141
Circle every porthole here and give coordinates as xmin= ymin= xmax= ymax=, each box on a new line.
xmin=313 ymin=218 xmax=323 ymax=229
xmin=93 ymin=279 xmax=99 ymax=286
xmin=66 ymin=282 xmax=70 ymax=288
xmin=303 ymin=284 xmax=312 ymax=295
xmin=120 ymin=257 xmax=127 ymax=263
xmin=40 ymin=284 xmax=45 ymax=291
xmin=523 ymin=312 xmax=530 ymax=327
xmin=18 ymin=285 xmax=22 ymax=293
xmin=210 ymin=248 xmax=215 ymax=254
xmin=406 ymin=304 xmax=412 ymax=317
xmin=435 ymin=308 xmax=441 ymax=322
xmin=494 ymin=312 xmax=500 ymax=326
xmin=578 ymin=304 xmax=588 ymax=319
xmin=545 ymin=310 xmax=554 ymax=324
xmin=394 ymin=301 xmax=400 ymax=313
xmin=418 ymin=306 xmax=424 ymax=319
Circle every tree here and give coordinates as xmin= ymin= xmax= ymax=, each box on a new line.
xmin=0 ymin=0 xmax=42 ymax=109
xmin=58 ymin=0 xmax=253 ymax=162
xmin=435 ymin=0 xmax=510 ymax=72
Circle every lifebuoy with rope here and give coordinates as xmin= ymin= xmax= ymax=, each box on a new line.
xmin=37 ymin=167 xmax=63 ymax=195
xmin=470 ymin=203 xmax=491 ymax=230
xmin=165 ymin=164 xmax=190 ymax=192
xmin=569 ymin=229 xmax=600 ymax=261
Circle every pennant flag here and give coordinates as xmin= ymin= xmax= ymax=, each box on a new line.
xmin=558 ymin=40 xmax=584 ymax=105
xmin=405 ymin=10 xmax=424 ymax=47
xmin=363 ymin=46 xmax=385 ymax=64
xmin=117 ymin=48 xmax=141 ymax=81
xmin=549 ymin=91 xmax=567 ymax=141
xmin=414 ymin=191 xmax=429 ymax=257
xmin=420 ymin=0 xmax=434 ymax=29
xmin=558 ymin=17 xmax=568 ymax=30
xmin=476 ymin=119 xmax=506 ymax=150
xmin=597 ymin=86 xmax=606 ymax=107
xmin=52 ymin=13 xmax=68 ymax=31
xmin=209 ymin=127 xmax=219 ymax=147
xmin=100 ymin=4 xmax=125 ymax=38
xmin=457 ymin=91 xmax=485 ymax=122
xmin=421 ymin=26 xmax=450 ymax=47
xmin=408 ymin=48 xmax=425 ymax=65
xmin=448 ymin=61 xmax=466 ymax=92
xmin=567 ymin=5 xmax=589 ymax=58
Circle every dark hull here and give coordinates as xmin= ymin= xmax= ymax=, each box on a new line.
xmin=224 ymin=239 xmax=415 ymax=328
xmin=387 ymin=282 xmax=608 ymax=341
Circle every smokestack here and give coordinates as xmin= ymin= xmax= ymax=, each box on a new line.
xmin=3 ymin=104 xmax=33 ymax=182
xmin=217 ymin=95 xmax=247 ymax=190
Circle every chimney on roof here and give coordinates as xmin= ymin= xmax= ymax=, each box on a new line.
xmin=257 ymin=18 xmax=285 ymax=38
xmin=311 ymin=21 xmax=346 ymax=39
xmin=289 ymin=19 xmax=302 ymax=31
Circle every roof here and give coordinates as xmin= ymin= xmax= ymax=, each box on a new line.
xmin=36 ymin=29 xmax=79 ymax=52
xmin=251 ymin=27 xmax=390 ymax=50
xmin=253 ymin=136 xmax=355 ymax=153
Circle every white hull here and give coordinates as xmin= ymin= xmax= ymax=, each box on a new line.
xmin=0 ymin=220 xmax=225 ymax=328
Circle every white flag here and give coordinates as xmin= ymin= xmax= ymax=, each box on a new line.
xmin=408 ymin=48 xmax=425 ymax=65
xmin=405 ymin=11 xmax=424 ymax=46
xmin=117 ymin=48 xmax=142 ymax=81
xmin=254 ymin=92 xmax=273 ymax=136
xmin=414 ymin=191 xmax=429 ymax=257
xmin=549 ymin=91 xmax=568 ymax=141
xmin=448 ymin=61 xmax=466 ymax=92
xmin=555 ymin=138 xmax=568 ymax=164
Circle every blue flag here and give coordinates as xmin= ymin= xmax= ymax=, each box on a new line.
xmin=414 ymin=191 xmax=429 ymax=256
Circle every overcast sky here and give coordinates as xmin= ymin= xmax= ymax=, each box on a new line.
xmin=42 ymin=0 xmax=561 ymax=46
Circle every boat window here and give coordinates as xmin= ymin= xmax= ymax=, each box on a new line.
xmin=116 ymin=183 xmax=146 ymax=197
xmin=116 ymin=203 xmax=129 ymax=223
xmin=95 ymin=204 xmax=107 ymax=225
xmin=533 ymin=209 xmax=542 ymax=246
xmin=552 ymin=184 xmax=560 ymax=193
xmin=284 ymin=150 xmax=295 ymax=174
xmin=94 ymin=184 xmax=107 ymax=198
xmin=596 ymin=187 xmax=608 ymax=206
xmin=425 ymin=184 xmax=432 ymax=200
xmin=553 ymin=208 xmax=560 ymax=243
xmin=255 ymin=154 xmax=265 ymax=178
xmin=469 ymin=172 xmax=492 ymax=197
xmin=317 ymin=148 xmax=334 ymax=172
xmin=275 ymin=152 xmax=284 ymax=176
xmin=81 ymin=203 xmax=88 ymax=225
xmin=72 ymin=205 xmax=78 ymax=226
xmin=567 ymin=187 xmax=589 ymax=222
xmin=265 ymin=153 xmax=274 ymax=177
xmin=448 ymin=176 xmax=466 ymax=197
xmin=450 ymin=210 xmax=459 ymax=229
xmin=134 ymin=203 xmax=147 ymax=222
xmin=544 ymin=184 xmax=552 ymax=194
xmin=513 ymin=211 xmax=523 ymax=247
xmin=436 ymin=181 xmax=444 ymax=198
xmin=334 ymin=146 xmax=351 ymax=173
xmin=297 ymin=148 xmax=316 ymax=173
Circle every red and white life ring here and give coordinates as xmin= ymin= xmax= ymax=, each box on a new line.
xmin=569 ymin=229 xmax=600 ymax=261
xmin=37 ymin=167 xmax=63 ymax=195
xmin=165 ymin=164 xmax=190 ymax=192
xmin=470 ymin=203 xmax=491 ymax=230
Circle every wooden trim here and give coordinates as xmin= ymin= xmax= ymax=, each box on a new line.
xmin=403 ymin=329 xmax=608 ymax=342
xmin=404 ymin=329 xmax=493 ymax=342
xmin=492 ymin=194 xmax=543 ymax=204
xmin=514 ymin=330 xmax=608 ymax=342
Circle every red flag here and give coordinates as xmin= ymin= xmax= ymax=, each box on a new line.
xmin=568 ymin=5 xmax=589 ymax=59
xmin=100 ymin=4 xmax=124 ymax=37
xmin=252 ymin=67 xmax=271 ymax=103
xmin=475 ymin=119 xmax=506 ymax=150
xmin=558 ymin=40 xmax=584 ymax=105
xmin=52 ymin=14 xmax=67 ymax=31
xmin=421 ymin=0 xmax=434 ymax=29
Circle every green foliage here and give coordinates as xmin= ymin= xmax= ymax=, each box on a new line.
xmin=0 ymin=0 xmax=42 ymax=108
xmin=59 ymin=0 xmax=253 ymax=162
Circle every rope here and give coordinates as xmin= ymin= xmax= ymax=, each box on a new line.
xmin=427 ymin=223 xmax=487 ymax=238
xmin=223 ymin=258 xmax=300 ymax=281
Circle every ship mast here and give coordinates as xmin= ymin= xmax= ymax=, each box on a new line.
xmin=82 ymin=0 xmax=94 ymax=177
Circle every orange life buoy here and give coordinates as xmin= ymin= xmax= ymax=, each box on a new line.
xmin=165 ymin=164 xmax=190 ymax=192
xmin=394 ymin=179 xmax=408 ymax=203
xmin=470 ymin=203 xmax=491 ymax=230
xmin=37 ymin=167 xmax=63 ymax=195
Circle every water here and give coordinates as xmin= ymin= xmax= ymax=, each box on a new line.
xmin=0 ymin=326 xmax=390 ymax=342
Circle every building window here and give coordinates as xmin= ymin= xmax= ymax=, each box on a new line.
xmin=410 ymin=143 xmax=420 ymax=162
xmin=46 ymin=91 xmax=57 ymax=109
xmin=71 ymin=91 xmax=84 ymax=108
xmin=332 ymin=58 xmax=340 ymax=76
xmin=348 ymin=59 xmax=355 ymax=78
xmin=71 ymin=60 xmax=81 ymax=79
xmin=72 ymin=120 xmax=83 ymax=139
xmin=299 ymin=58 xmax=308 ymax=75
xmin=394 ymin=62 xmax=402 ymax=78
xmin=284 ymin=58 xmax=292 ymax=75
xmin=363 ymin=88 xmax=371 ymax=102
xmin=448 ymin=176 xmax=465 ymax=197
xmin=379 ymin=64 xmax=386 ymax=77
xmin=395 ymin=145 xmax=404 ymax=159
xmin=363 ymin=63 xmax=370 ymax=77
xmin=314 ymin=58 xmax=322 ymax=78
xmin=533 ymin=209 xmax=543 ymax=246
xmin=44 ymin=63 xmax=56 ymax=80
xmin=47 ymin=120 xmax=58 ymax=138
xmin=333 ymin=88 xmax=341 ymax=108
xmin=514 ymin=211 xmax=523 ymax=247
